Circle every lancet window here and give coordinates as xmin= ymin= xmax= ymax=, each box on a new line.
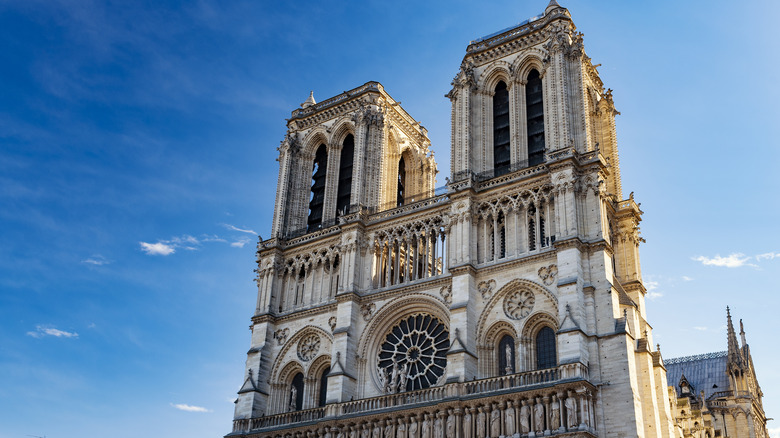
xmin=373 ymin=220 xmax=447 ymax=289
xmin=307 ymin=145 xmax=328 ymax=231
xmin=535 ymin=326 xmax=557 ymax=369
xmin=277 ymin=247 xmax=341 ymax=313
xmin=336 ymin=134 xmax=354 ymax=217
xmin=397 ymin=157 xmax=406 ymax=207
xmin=526 ymin=69 xmax=545 ymax=166
xmin=318 ymin=366 xmax=330 ymax=407
xmin=498 ymin=334 xmax=515 ymax=375
xmin=493 ymin=81 xmax=511 ymax=176
xmin=289 ymin=372 xmax=304 ymax=411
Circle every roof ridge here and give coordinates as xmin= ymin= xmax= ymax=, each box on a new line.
xmin=665 ymin=351 xmax=727 ymax=364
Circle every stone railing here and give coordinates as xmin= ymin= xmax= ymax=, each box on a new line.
xmin=231 ymin=363 xmax=589 ymax=435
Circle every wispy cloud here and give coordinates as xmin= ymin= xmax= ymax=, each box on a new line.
xmin=81 ymin=254 xmax=112 ymax=265
xmin=692 ymin=253 xmax=759 ymax=268
xmin=171 ymin=403 xmax=210 ymax=413
xmin=222 ymin=223 xmax=257 ymax=235
xmin=681 ymin=276 xmax=693 ymax=281
xmin=693 ymin=326 xmax=707 ymax=331
xmin=756 ymin=252 xmax=780 ymax=261
xmin=141 ymin=229 xmax=255 ymax=256
xmin=230 ymin=238 xmax=252 ymax=248
xmin=27 ymin=325 xmax=79 ymax=339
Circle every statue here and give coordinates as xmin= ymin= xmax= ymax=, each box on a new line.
xmin=350 ymin=426 xmax=357 ymax=438
xmin=362 ymin=424 xmax=370 ymax=438
xmin=409 ymin=416 xmax=418 ymax=438
xmin=398 ymin=362 xmax=409 ymax=393
xmin=397 ymin=418 xmax=406 ymax=438
xmin=389 ymin=359 xmax=400 ymax=394
xmin=289 ymin=385 xmax=298 ymax=412
xmin=325 ymin=428 xmax=332 ymax=438
xmin=504 ymin=344 xmax=513 ymax=375
xmin=446 ymin=411 xmax=455 ymax=438
xmin=534 ymin=400 xmax=544 ymax=433
xmin=434 ymin=414 xmax=444 ymax=438
xmin=385 ymin=419 xmax=395 ymax=438
xmin=519 ymin=400 xmax=530 ymax=434
xmin=476 ymin=408 xmax=486 ymax=438
xmin=378 ymin=366 xmax=388 ymax=394
xmin=550 ymin=395 xmax=561 ymax=430
xmin=504 ymin=401 xmax=515 ymax=436
xmin=463 ymin=408 xmax=473 ymax=438
xmin=490 ymin=407 xmax=501 ymax=437
xmin=565 ymin=396 xmax=577 ymax=429
xmin=336 ymin=428 xmax=345 ymax=438
xmin=422 ymin=414 xmax=432 ymax=438
xmin=372 ymin=422 xmax=381 ymax=438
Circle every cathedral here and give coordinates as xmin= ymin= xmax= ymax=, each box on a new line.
xmin=226 ymin=2 xmax=768 ymax=438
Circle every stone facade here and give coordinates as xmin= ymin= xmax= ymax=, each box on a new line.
xmin=226 ymin=2 xmax=767 ymax=438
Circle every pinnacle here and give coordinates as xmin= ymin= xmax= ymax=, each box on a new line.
xmin=301 ymin=90 xmax=316 ymax=108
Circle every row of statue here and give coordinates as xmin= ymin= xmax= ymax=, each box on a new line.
xmin=289 ymin=393 xmax=591 ymax=438
xmin=378 ymin=359 xmax=411 ymax=394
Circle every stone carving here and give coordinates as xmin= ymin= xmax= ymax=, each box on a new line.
xmin=565 ymin=395 xmax=577 ymax=429
xmin=490 ymin=406 xmax=500 ymax=437
xmin=274 ymin=328 xmax=290 ymax=345
xmin=538 ymin=264 xmax=558 ymax=286
xmin=409 ymin=416 xmax=418 ymax=438
xmin=328 ymin=316 xmax=337 ymax=332
xmin=505 ymin=343 xmax=513 ymax=374
xmin=478 ymin=279 xmax=496 ymax=300
xmin=505 ymin=401 xmax=515 ymax=436
xmin=446 ymin=411 xmax=455 ymax=438
xmin=534 ymin=399 xmax=544 ymax=433
xmin=433 ymin=414 xmax=443 ymax=438
xmin=422 ymin=414 xmax=432 ymax=438
xmin=476 ymin=408 xmax=486 ymax=438
xmin=503 ymin=289 xmax=535 ymax=319
xmin=361 ymin=303 xmax=376 ymax=321
xmin=397 ymin=418 xmax=406 ymax=438
xmin=361 ymin=424 xmax=370 ymax=438
xmin=372 ymin=423 xmax=381 ymax=438
xmin=297 ymin=333 xmax=321 ymax=361
xmin=439 ymin=285 xmax=452 ymax=305
xmin=385 ymin=419 xmax=394 ymax=438
xmin=289 ymin=385 xmax=297 ymax=412
xmin=519 ymin=400 xmax=530 ymax=433
xmin=463 ymin=408 xmax=473 ymax=438
xmin=550 ymin=395 xmax=561 ymax=430
xmin=349 ymin=426 xmax=357 ymax=438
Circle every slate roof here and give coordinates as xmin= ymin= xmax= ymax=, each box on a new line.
xmin=665 ymin=351 xmax=730 ymax=400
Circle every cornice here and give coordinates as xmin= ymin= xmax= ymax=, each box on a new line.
xmin=257 ymin=302 xmax=339 ymax=325
xmin=472 ymin=250 xmax=557 ymax=277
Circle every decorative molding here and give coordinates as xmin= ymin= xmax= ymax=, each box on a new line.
xmin=361 ymin=303 xmax=376 ymax=321
xmin=538 ymin=264 xmax=558 ymax=286
xmin=478 ymin=279 xmax=496 ymax=300
xmin=273 ymin=328 xmax=290 ymax=346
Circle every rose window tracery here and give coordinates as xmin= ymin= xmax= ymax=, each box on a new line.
xmin=377 ymin=313 xmax=449 ymax=392
xmin=504 ymin=289 xmax=535 ymax=319
xmin=297 ymin=334 xmax=321 ymax=361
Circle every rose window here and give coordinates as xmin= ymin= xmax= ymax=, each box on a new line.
xmin=297 ymin=334 xmax=321 ymax=361
xmin=378 ymin=313 xmax=449 ymax=392
xmin=504 ymin=289 xmax=535 ymax=319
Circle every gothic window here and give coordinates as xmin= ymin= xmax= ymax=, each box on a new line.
xmin=540 ymin=210 xmax=547 ymax=248
xmin=397 ymin=157 xmax=406 ymax=207
xmin=535 ymin=326 xmax=557 ymax=369
xmin=498 ymin=211 xmax=506 ymax=258
xmin=318 ymin=366 xmax=330 ymax=407
xmin=308 ymin=144 xmax=328 ymax=231
xmin=498 ymin=334 xmax=515 ymax=375
xmin=290 ymin=372 xmax=304 ymax=411
xmin=336 ymin=134 xmax=354 ymax=217
xmin=493 ymin=81 xmax=511 ymax=176
xmin=526 ymin=69 xmax=545 ymax=166
xmin=378 ymin=313 xmax=449 ymax=392
xmin=528 ymin=204 xmax=537 ymax=251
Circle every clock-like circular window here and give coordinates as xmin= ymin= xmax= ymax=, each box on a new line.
xmin=503 ymin=289 xmax=535 ymax=319
xmin=378 ymin=313 xmax=449 ymax=392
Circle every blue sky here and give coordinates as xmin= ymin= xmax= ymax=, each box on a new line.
xmin=1 ymin=1 xmax=778 ymax=437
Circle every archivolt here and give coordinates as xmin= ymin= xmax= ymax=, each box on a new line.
xmin=477 ymin=278 xmax=558 ymax=342
xmin=512 ymin=49 xmax=546 ymax=80
xmin=270 ymin=325 xmax=333 ymax=381
xmin=478 ymin=60 xmax=513 ymax=93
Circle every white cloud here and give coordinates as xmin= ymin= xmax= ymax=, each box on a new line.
xmin=230 ymin=237 xmax=252 ymax=248
xmin=768 ymin=427 xmax=780 ymax=438
xmin=171 ymin=403 xmax=210 ymax=413
xmin=693 ymin=326 xmax=707 ymax=331
xmin=140 ymin=241 xmax=175 ymax=255
xmin=644 ymin=280 xmax=663 ymax=300
xmin=222 ymin=223 xmax=257 ymax=235
xmin=681 ymin=276 xmax=693 ymax=281
xmin=82 ymin=254 xmax=111 ymax=265
xmin=692 ymin=253 xmax=754 ymax=268
xmin=756 ymin=252 xmax=780 ymax=261
xmin=27 ymin=325 xmax=78 ymax=339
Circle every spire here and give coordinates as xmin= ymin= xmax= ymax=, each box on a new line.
xmin=301 ymin=91 xmax=316 ymax=108
xmin=545 ymin=0 xmax=562 ymax=15
xmin=726 ymin=307 xmax=744 ymax=370
xmin=739 ymin=318 xmax=747 ymax=348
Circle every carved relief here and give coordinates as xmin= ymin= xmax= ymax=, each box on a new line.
xmin=478 ymin=279 xmax=496 ymax=300
xmin=328 ymin=316 xmax=337 ymax=332
xmin=274 ymin=328 xmax=290 ymax=345
xmin=361 ymin=303 xmax=376 ymax=321
xmin=439 ymin=285 xmax=452 ymax=305
xmin=297 ymin=333 xmax=321 ymax=361
xmin=538 ymin=264 xmax=558 ymax=286
xmin=504 ymin=289 xmax=535 ymax=320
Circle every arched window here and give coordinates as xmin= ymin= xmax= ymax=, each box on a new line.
xmin=397 ymin=157 xmax=406 ymax=207
xmin=526 ymin=69 xmax=545 ymax=166
xmin=336 ymin=134 xmax=354 ymax=217
xmin=290 ymin=372 xmax=304 ymax=411
xmin=498 ymin=211 xmax=506 ymax=259
xmin=493 ymin=81 xmax=510 ymax=176
xmin=528 ymin=204 xmax=537 ymax=251
xmin=308 ymin=144 xmax=328 ymax=231
xmin=498 ymin=334 xmax=515 ymax=375
xmin=535 ymin=327 xmax=556 ymax=369
xmin=318 ymin=366 xmax=330 ymax=407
